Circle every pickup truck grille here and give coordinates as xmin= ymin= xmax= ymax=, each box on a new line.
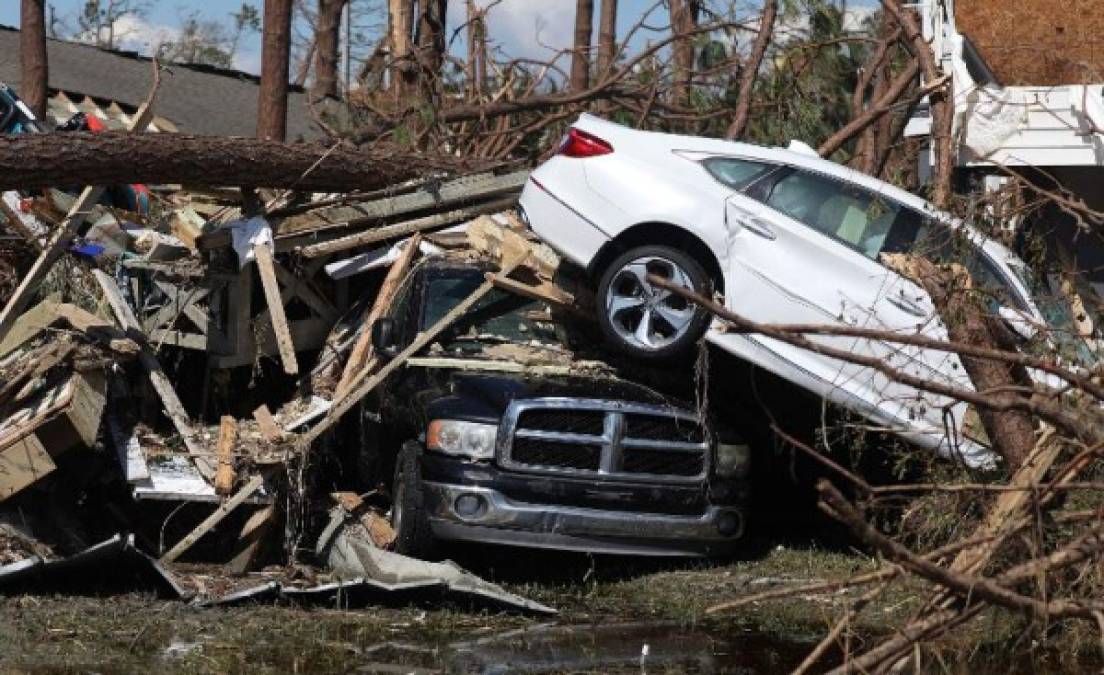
xmin=500 ymin=399 xmax=709 ymax=483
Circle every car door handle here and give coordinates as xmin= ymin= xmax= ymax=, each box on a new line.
xmin=738 ymin=217 xmax=776 ymax=240
xmin=886 ymin=295 xmax=927 ymax=318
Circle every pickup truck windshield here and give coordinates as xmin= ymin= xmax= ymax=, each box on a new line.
xmin=422 ymin=271 xmax=566 ymax=352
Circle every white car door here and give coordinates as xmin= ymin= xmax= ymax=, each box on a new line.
xmin=715 ymin=163 xmax=925 ymax=425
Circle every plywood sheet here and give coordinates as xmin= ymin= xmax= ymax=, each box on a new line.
xmin=955 ymin=0 xmax=1104 ymax=86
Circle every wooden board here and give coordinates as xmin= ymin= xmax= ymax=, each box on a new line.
xmin=0 ymin=435 xmax=55 ymax=502
xmin=253 ymin=244 xmax=299 ymax=375
xmin=955 ymin=1 xmax=1104 ymax=86
xmin=215 ymin=416 xmax=237 ymax=495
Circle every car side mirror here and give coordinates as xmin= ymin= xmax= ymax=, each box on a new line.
xmin=371 ymin=318 xmax=398 ymax=359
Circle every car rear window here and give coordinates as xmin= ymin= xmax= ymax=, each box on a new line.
xmin=702 ymin=157 xmax=774 ymax=190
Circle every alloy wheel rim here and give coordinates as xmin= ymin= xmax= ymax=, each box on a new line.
xmin=605 ymin=255 xmax=697 ymax=350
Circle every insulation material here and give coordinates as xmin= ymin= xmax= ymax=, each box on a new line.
xmin=955 ymin=0 xmax=1104 ymax=86
xmin=959 ymin=87 xmax=1029 ymax=159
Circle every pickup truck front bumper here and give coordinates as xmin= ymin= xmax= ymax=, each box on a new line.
xmin=422 ymin=480 xmax=745 ymax=557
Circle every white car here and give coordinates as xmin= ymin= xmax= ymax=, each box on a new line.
xmin=519 ymin=114 xmax=1081 ymax=467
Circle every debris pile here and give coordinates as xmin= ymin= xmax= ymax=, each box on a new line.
xmin=0 ymin=162 xmax=561 ymax=612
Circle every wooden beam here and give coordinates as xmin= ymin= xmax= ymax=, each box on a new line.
xmin=92 ymin=270 xmax=216 ymax=480
xmin=215 ymin=416 xmax=237 ymax=495
xmin=298 ymin=198 xmax=516 ymax=259
xmin=333 ymin=234 xmax=421 ymax=399
xmin=253 ymin=244 xmax=299 ymax=375
xmin=160 ymin=473 xmax=267 ymax=563
xmin=270 ymin=260 xmax=339 ymax=321
xmin=223 ymin=504 xmax=277 ymax=575
xmin=298 ymin=252 xmax=529 ymax=448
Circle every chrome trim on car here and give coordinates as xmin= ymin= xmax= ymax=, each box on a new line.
xmin=496 ymin=397 xmax=710 ymax=484
xmin=424 ymin=482 xmax=744 ymax=556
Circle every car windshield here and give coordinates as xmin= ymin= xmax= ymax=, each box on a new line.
xmin=421 ymin=271 xmax=567 ymax=353
xmin=1006 ymin=261 xmax=1097 ymax=364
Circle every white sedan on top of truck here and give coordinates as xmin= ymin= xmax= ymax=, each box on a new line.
xmin=519 ymin=114 xmax=1083 ymax=467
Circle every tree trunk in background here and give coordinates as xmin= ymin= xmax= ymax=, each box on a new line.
xmin=20 ymin=0 xmax=48 ymax=121
xmin=725 ymin=0 xmax=777 ymax=139
xmin=312 ymin=0 xmax=347 ymax=100
xmin=571 ymin=0 xmax=594 ymax=91
xmin=258 ymin=0 xmax=293 ymax=141
xmin=416 ymin=0 xmax=448 ymax=98
xmin=466 ymin=0 xmax=487 ymax=99
xmin=880 ymin=0 xmax=953 ymax=208
xmin=0 ymin=132 xmax=454 ymax=193
xmin=669 ymin=0 xmax=696 ymax=105
xmin=596 ymin=0 xmax=618 ymax=78
xmin=389 ymin=0 xmax=415 ymax=96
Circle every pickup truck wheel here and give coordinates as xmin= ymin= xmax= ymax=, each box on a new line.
xmin=597 ymin=245 xmax=712 ymax=360
xmin=391 ymin=442 xmax=440 ymax=560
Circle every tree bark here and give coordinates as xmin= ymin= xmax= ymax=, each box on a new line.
xmin=817 ymin=60 xmax=920 ymax=158
xmin=258 ymin=0 xmax=293 ymax=141
xmin=20 ymin=0 xmax=49 ymax=121
xmin=669 ymin=0 xmax=697 ymax=105
xmin=724 ymin=0 xmax=777 ymax=140
xmin=416 ymin=0 xmax=448 ymax=99
xmin=880 ymin=0 xmax=954 ymax=208
xmin=882 ymin=254 xmax=1036 ymax=471
xmin=0 ymin=132 xmax=460 ymax=193
xmin=571 ymin=0 xmax=594 ymax=91
xmin=389 ymin=0 xmax=416 ymax=96
xmin=596 ymin=0 xmax=617 ymax=78
xmin=311 ymin=0 xmax=347 ymax=100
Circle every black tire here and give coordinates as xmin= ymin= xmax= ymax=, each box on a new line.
xmin=390 ymin=441 xmax=440 ymax=560
xmin=596 ymin=244 xmax=713 ymax=360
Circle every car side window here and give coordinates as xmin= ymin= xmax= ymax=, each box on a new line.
xmin=761 ymin=170 xmax=901 ymax=260
xmin=890 ymin=215 xmax=1030 ymax=314
xmin=702 ymin=157 xmax=774 ymax=190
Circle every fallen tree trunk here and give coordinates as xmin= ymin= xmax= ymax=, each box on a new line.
xmin=0 ymin=132 xmax=467 ymax=192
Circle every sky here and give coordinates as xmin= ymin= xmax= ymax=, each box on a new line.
xmin=0 ymin=1 xmax=874 ymax=77
xmin=0 ymin=0 xmax=666 ymax=76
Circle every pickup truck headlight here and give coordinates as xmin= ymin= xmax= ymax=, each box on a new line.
xmin=426 ymin=420 xmax=497 ymax=460
xmin=715 ymin=442 xmax=751 ymax=479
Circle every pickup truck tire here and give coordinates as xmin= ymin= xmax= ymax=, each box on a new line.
xmin=391 ymin=442 xmax=440 ymax=560
xmin=597 ymin=245 xmax=712 ymax=360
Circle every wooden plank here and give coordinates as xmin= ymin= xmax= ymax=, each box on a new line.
xmin=92 ymin=269 xmax=216 ymax=480
xmin=160 ymin=473 xmax=267 ymax=564
xmin=215 ymin=416 xmax=237 ymax=495
xmin=253 ymin=405 xmax=284 ymax=442
xmin=270 ymin=261 xmax=339 ymax=322
xmin=298 ymin=198 xmax=516 ymax=259
xmin=333 ymin=234 xmax=421 ymax=399
xmin=0 ymin=185 xmax=106 ymax=345
xmin=487 ymin=274 xmax=580 ymax=313
xmin=0 ymin=435 xmax=55 ymax=502
xmin=149 ymin=329 xmax=208 ymax=351
xmin=253 ymin=244 xmax=299 ymax=375
xmin=298 ymin=252 xmax=529 ymax=448
xmin=223 ymin=505 xmax=277 ymax=575
xmin=0 ymin=70 xmax=160 ymax=346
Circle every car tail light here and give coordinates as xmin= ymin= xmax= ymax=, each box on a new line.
xmin=557 ymin=128 xmax=613 ymax=158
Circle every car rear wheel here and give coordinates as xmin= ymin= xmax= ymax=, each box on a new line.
xmin=596 ymin=245 xmax=713 ymax=360
xmin=390 ymin=442 xmax=440 ymax=560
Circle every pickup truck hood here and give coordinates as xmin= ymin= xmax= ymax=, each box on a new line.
xmin=426 ymin=370 xmax=690 ymax=423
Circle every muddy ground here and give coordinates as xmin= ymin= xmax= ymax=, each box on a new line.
xmin=0 ymin=538 xmax=1076 ymax=674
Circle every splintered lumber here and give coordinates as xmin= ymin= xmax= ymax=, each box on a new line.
xmin=0 ymin=186 xmax=105 ymax=345
xmin=254 ymin=244 xmax=299 ymax=375
xmin=92 ymin=269 xmax=216 ymax=480
xmin=160 ymin=473 xmax=267 ymax=563
xmin=0 ymin=67 xmax=160 ymax=345
xmin=298 ymin=251 xmax=530 ymax=448
xmin=298 ymin=198 xmax=515 ymax=258
xmin=223 ymin=504 xmax=277 ymax=575
xmin=215 ymin=416 xmax=238 ymax=495
xmin=333 ymin=234 xmax=422 ymax=399
xmin=253 ymin=404 xmax=284 ymax=442
xmin=0 ymin=132 xmax=459 ymax=193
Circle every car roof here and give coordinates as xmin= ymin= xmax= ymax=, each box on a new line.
xmin=573 ymin=113 xmax=937 ymax=214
